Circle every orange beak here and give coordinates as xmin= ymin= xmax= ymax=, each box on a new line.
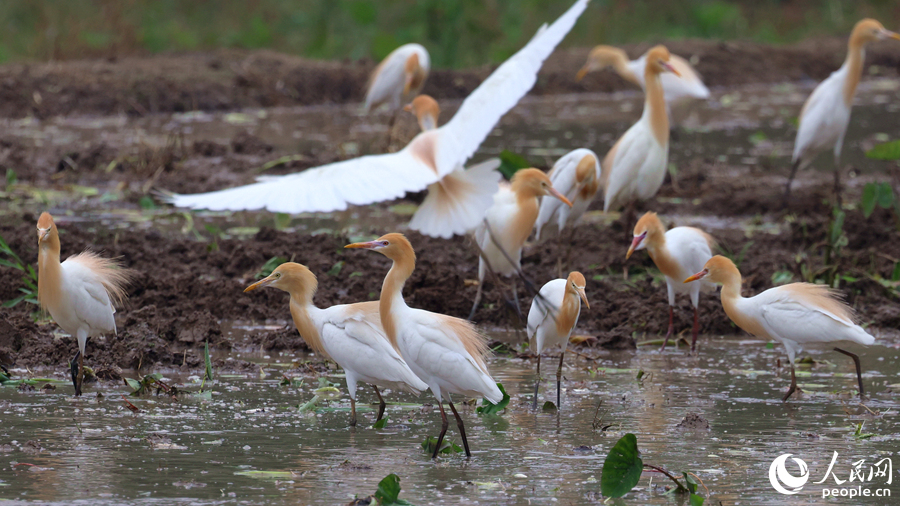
xmin=884 ymin=30 xmax=900 ymax=41
xmin=575 ymin=67 xmax=589 ymax=81
xmin=37 ymin=229 xmax=49 ymax=243
xmin=625 ymin=232 xmax=646 ymax=260
xmin=244 ymin=277 xmax=273 ymax=292
xmin=577 ymin=287 xmax=590 ymax=310
xmin=684 ymin=269 xmax=709 ymax=283
xmin=403 ymin=103 xmax=414 ymax=113
xmin=660 ymin=61 xmax=681 ymax=77
xmin=345 ymin=240 xmax=382 ymax=250
xmin=547 ymin=187 xmax=573 ymax=208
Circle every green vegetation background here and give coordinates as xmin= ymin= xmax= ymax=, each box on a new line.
xmin=1 ymin=0 xmax=897 ymax=67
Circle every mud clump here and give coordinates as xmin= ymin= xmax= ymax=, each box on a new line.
xmin=676 ymin=413 xmax=711 ymax=430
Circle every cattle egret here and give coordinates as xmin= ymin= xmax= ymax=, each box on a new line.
xmin=527 ymin=272 xmax=589 ymax=409
xmin=364 ymin=43 xmax=430 ymax=114
xmin=535 ymin=148 xmax=601 ymax=241
xmin=400 ymin=95 xmax=503 ymax=239
xmin=244 ymin=263 xmax=428 ymax=426
xmin=685 ymin=256 xmax=874 ymax=401
xmin=602 ymin=45 xmax=680 ymax=220
xmin=346 ymin=233 xmax=502 ymax=458
xmin=627 ymin=212 xmax=715 ymax=352
xmin=470 ymin=169 xmax=573 ymax=320
xmin=169 ymin=0 xmax=590 ymax=236
xmin=36 ymin=212 xmax=133 ymax=396
xmin=785 ymin=19 xmax=900 ymax=204
xmin=577 ymin=45 xmax=710 ymax=103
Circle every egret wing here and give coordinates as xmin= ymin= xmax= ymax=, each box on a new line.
xmin=169 ymin=148 xmax=438 ymax=213
xmin=60 ymin=260 xmax=117 ymax=334
xmin=433 ymin=0 xmax=589 ymax=176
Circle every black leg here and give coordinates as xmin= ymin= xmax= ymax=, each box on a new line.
xmin=349 ymin=397 xmax=357 ymax=427
xmin=660 ymin=306 xmax=675 ymax=352
xmin=782 ymin=364 xmax=797 ymax=402
xmin=447 ymin=400 xmax=471 ymax=458
xmin=833 ymin=164 xmax=843 ymax=207
xmin=532 ymin=354 xmax=541 ymax=410
xmin=432 ymin=401 xmax=450 ymax=459
xmin=782 ymin=159 xmax=801 ymax=208
xmin=372 ymin=385 xmax=386 ymax=421
xmin=834 ymin=347 xmax=865 ymax=398
xmin=556 ymin=350 xmax=565 ymax=408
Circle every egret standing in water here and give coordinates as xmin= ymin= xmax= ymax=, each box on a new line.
xmin=244 ymin=262 xmax=427 ymax=426
xmin=685 ymin=256 xmax=874 ymax=401
xmin=36 ymin=212 xmax=133 ymax=396
xmin=346 ymin=234 xmax=502 ymax=458
xmin=785 ymin=19 xmax=900 ymax=205
xmin=527 ymin=272 xmax=589 ymax=409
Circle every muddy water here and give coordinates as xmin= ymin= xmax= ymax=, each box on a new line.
xmin=1 ymin=331 xmax=898 ymax=505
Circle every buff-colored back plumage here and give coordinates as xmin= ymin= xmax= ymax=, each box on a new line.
xmin=66 ymin=251 xmax=133 ymax=307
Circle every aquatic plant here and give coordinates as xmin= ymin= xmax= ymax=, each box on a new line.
xmin=475 ymin=382 xmax=509 ymax=415
xmin=601 ymin=433 xmax=707 ymax=503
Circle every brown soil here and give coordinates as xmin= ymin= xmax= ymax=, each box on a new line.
xmin=0 ymin=37 xmax=897 ymax=120
xmin=0 ymin=39 xmax=898 ymax=378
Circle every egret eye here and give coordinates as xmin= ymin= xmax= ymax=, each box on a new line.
xmin=382 ymin=241 xmax=390 ymax=247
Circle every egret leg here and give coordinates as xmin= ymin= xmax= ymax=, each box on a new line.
xmin=468 ymin=281 xmax=484 ymax=321
xmin=432 ymin=401 xmax=450 ymax=460
xmin=532 ymin=354 xmax=541 ymax=410
xmin=781 ymin=159 xmax=801 ymax=208
xmin=660 ymin=306 xmax=675 ymax=352
xmin=833 ymin=348 xmax=865 ymax=398
xmin=372 ymin=385 xmax=386 ymax=422
xmin=447 ymin=400 xmax=471 ymax=458
xmin=556 ymin=350 xmax=566 ymax=408
xmin=69 ymin=350 xmax=80 ymax=396
xmin=690 ymin=306 xmax=699 ymax=354
xmin=782 ymin=365 xmax=797 ymax=402
xmin=832 ymin=164 xmax=843 ymax=207
xmin=511 ymin=277 xmax=523 ymax=323
xmin=349 ymin=397 xmax=357 ymax=427
xmin=384 ymin=110 xmax=400 ymax=151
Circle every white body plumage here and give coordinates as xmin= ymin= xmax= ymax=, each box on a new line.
xmin=625 ymin=53 xmax=710 ymax=103
xmin=364 ymin=43 xmax=430 ymax=113
xmin=45 ymin=255 xmax=119 ymax=355
xmin=535 ymin=148 xmax=601 ymax=241
xmin=602 ymin=116 xmax=669 ymax=212
xmin=527 ymin=278 xmax=581 ymax=355
xmin=792 ymin=63 xmax=853 ymax=170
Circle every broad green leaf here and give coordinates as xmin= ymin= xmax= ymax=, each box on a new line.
xmin=542 ymin=401 xmax=558 ymax=412
xmin=690 ymin=492 xmax=705 ymax=506
xmin=373 ymin=416 xmax=388 ymax=429
xmin=600 ymin=433 xmax=643 ymax=498
xmin=892 ymin=262 xmax=900 ymax=282
xmin=865 ymin=139 xmax=900 ymax=160
xmin=861 ymin=183 xmax=878 ymax=218
xmin=326 ymin=261 xmax=344 ymax=276
xmin=125 ymin=377 xmax=142 ymax=393
xmin=476 ymin=383 xmax=509 ymax=415
xmin=2 ymin=294 xmax=27 ymax=308
xmin=421 ymin=436 xmax=463 ymax=455
xmin=682 ymin=472 xmax=699 ymax=494
xmin=497 ymin=150 xmax=531 ymax=179
xmin=374 ymin=474 xmax=402 ymax=503
xmin=876 ymin=182 xmax=894 ymax=209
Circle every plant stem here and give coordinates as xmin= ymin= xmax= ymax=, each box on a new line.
xmin=643 ymin=464 xmax=686 ymax=492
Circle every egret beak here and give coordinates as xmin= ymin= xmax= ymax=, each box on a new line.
xmin=37 ymin=229 xmax=49 ymax=243
xmin=684 ymin=269 xmax=709 ymax=283
xmin=882 ymin=29 xmax=900 ymax=40
xmin=625 ymin=232 xmax=647 ymax=260
xmin=345 ymin=240 xmax=382 ymax=250
xmin=660 ymin=61 xmax=681 ymax=77
xmin=575 ymin=67 xmax=589 ymax=81
xmin=244 ymin=277 xmax=273 ymax=292
xmin=403 ymin=103 xmax=414 ymax=113
xmin=547 ymin=187 xmax=573 ymax=208
xmin=578 ymin=287 xmax=590 ymax=310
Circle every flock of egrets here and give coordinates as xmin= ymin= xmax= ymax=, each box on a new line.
xmin=32 ymin=0 xmax=896 ymax=458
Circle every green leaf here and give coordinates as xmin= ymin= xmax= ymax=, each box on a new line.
xmin=5 ymin=168 xmax=17 ymax=185
xmin=497 ymin=150 xmax=531 ymax=179
xmin=476 ymin=383 xmax=510 ymax=415
xmin=600 ymin=433 xmax=643 ymax=498
xmin=374 ymin=474 xmax=402 ymax=504
xmin=2 ymin=294 xmax=28 ymax=308
xmin=421 ymin=436 xmax=463 ymax=455
xmin=865 ymin=139 xmax=900 ymax=160
xmin=891 ymin=262 xmax=900 ymax=282
xmin=138 ymin=195 xmax=157 ymax=210
xmin=326 ymin=261 xmax=344 ymax=276
xmin=861 ymin=183 xmax=878 ymax=218
xmin=690 ymin=492 xmax=705 ymax=506
xmin=682 ymin=472 xmax=699 ymax=494
xmin=771 ymin=271 xmax=793 ymax=285
xmin=542 ymin=401 xmax=558 ymax=412
xmin=298 ymin=395 xmax=321 ymax=413
xmin=204 ymin=341 xmax=213 ymax=381
xmin=125 ymin=377 xmax=142 ymax=393
xmin=256 ymin=256 xmax=286 ymax=279
xmin=876 ymin=182 xmax=894 ymax=209
xmin=373 ymin=416 xmax=388 ymax=429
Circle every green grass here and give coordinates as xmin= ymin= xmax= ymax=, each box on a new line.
xmin=0 ymin=1 xmax=896 ymax=67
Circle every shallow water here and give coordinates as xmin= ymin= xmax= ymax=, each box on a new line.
xmin=1 ymin=330 xmax=898 ymax=505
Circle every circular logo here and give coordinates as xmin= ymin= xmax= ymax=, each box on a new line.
xmin=769 ymin=454 xmax=810 ymax=495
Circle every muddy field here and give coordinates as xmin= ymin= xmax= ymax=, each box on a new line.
xmin=1 ymin=41 xmax=899 ymax=381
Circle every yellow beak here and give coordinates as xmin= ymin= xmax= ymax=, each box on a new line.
xmin=547 ymin=187 xmax=573 ymax=208
xmin=244 ymin=277 xmax=272 ymax=292
xmin=575 ymin=67 xmax=589 ymax=81
xmin=684 ymin=269 xmax=708 ymax=283
xmin=887 ymin=30 xmax=900 ymax=41
xmin=625 ymin=234 xmax=645 ymax=260
xmin=578 ymin=288 xmax=590 ymax=310
xmin=345 ymin=241 xmax=380 ymax=250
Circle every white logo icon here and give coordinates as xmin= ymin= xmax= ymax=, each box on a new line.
xmin=769 ymin=454 xmax=810 ymax=495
